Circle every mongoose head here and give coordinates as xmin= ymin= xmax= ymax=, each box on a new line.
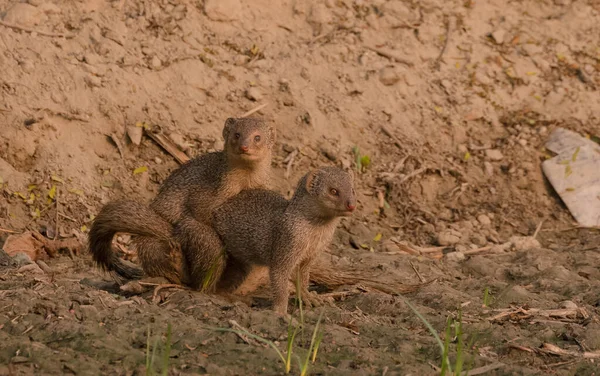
xmin=299 ymin=166 xmax=357 ymax=218
xmin=222 ymin=117 xmax=275 ymax=164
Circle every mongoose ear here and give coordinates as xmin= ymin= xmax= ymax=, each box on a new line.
xmin=222 ymin=118 xmax=237 ymax=141
xmin=304 ymin=170 xmax=320 ymax=193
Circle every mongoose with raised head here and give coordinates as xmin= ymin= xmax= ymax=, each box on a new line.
xmin=212 ymin=166 xmax=356 ymax=314
xmin=88 ymin=117 xmax=275 ymax=288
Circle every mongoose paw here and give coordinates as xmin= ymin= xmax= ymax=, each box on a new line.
xmin=273 ymin=301 xmax=289 ymax=315
xmin=301 ymin=290 xmax=334 ymax=309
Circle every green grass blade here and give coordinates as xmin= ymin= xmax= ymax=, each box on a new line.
xmin=402 ymin=298 xmax=453 ymax=374
xmin=161 ymin=323 xmax=172 ymax=376
xmin=301 ymin=309 xmax=324 ymax=375
xmin=145 ymin=326 xmax=151 ymax=376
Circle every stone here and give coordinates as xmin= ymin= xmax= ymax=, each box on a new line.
xmin=245 ymin=87 xmax=262 ymax=101
xmin=437 ymin=229 xmax=462 ymax=246
xmin=445 ymin=251 xmax=466 ymax=262
xmin=510 ymin=236 xmax=541 ymax=251
xmin=204 ymin=0 xmax=241 ymax=21
xmin=3 ymin=3 xmax=44 ymax=27
xmin=484 ymin=161 xmax=494 ymax=176
xmin=490 ymin=29 xmax=506 ymax=44
xmin=379 ymin=67 xmax=401 ymax=86
xmin=85 ymin=75 xmax=102 ymax=88
xmin=559 ymin=300 xmax=577 ymax=310
xmin=151 ymin=56 xmax=162 ymax=69
xmin=169 ymin=133 xmax=189 ymax=152
xmin=477 ymin=214 xmax=492 ymax=227
xmin=485 ymin=149 xmax=504 ymax=161
xmin=126 ymin=125 xmax=143 ymax=146
xmin=12 ymin=252 xmax=33 ymax=266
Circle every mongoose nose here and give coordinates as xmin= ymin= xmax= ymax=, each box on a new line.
xmin=347 ymin=203 xmax=356 ymax=211
xmin=240 ymin=145 xmax=249 ymax=152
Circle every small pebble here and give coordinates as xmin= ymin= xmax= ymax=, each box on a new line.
xmin=559 ymin=300 xmax=578 ymax=310
xmin=445 ymin=251 xmax=466 ymax=262
xmin=126 ymin=125 xmax=143 ymax=146
xmin=151 ymin=56 xmax=162 ymax=69
xmin=379 ymin=66 xmax=401 ymax=86
xmin=245 ymin=87 xmax=262 ymax=101
xmin=510 ymin=236 xmax=541 ymax=251
xmin=169 ymin=133 xmax=189 ymax=151
xmin=477 ymin=214 xmax=492 ymax=227
xmin=85 ymin=75 xmax=102 ymax=87
xmin=485 ymin=149 xmax=504 ymax=161
xmin=12 ymin=252 xmax=33 ymax=266
xmin=490 ymin=29 xmax=506 ymax=44
xmin=484 ymin=161 xmax=494 ymax=176
xmin=437 ymin=229 xmax=462 ymax=246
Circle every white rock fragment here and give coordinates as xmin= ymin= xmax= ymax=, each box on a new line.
xmin=204 ymin=0 xmax=241 ymax=21
xmin=245 ymin=87 xmax=262 ymax=101
xmin=510 ymin=236 xmax=541 ymax=251
xmin=437 ymin=229 xmax=462 ymax=246
xmin=485 ymin=149 xmax=504 ymax=161
xmin=477 ymin=214 xmax=492 ymax=227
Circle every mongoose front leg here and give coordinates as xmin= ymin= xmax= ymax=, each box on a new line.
xmin=297 ymin=259 xmax=330 ymax=308
xmin=270 ymin=264 xmax=293 ymax=314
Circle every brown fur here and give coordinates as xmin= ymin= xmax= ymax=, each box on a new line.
xmin=87 ymin=118 xmax=275 ymax=289
xmin=212 ymin=166 xmax=356 ymax=314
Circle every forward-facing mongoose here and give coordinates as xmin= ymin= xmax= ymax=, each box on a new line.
xmin=88 ymin=117 xmax=276 ymax=289
xmin=212 ymin=166 xmax=356 ymax=314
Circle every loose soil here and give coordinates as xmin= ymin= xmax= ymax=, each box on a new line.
xmin=1 ymin=0 xmax=599 ymax=375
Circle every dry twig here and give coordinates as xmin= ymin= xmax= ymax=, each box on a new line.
xmin=239 ymin=103 xmax=268 ymax=118
xmin=144 ymin=126 xmax=190 ymax=165
xmin=0 ymin=20 xmax=75 ymax=39
xmin=366 ymin=46 xmax=415 ymax=67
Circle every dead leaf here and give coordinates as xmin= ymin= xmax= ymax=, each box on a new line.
xmin=133 ymin=166 xmax=148 ymax=175
xmin=48 ymin=185 xmax=57 ymax=200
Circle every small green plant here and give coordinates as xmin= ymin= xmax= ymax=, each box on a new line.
xmin=145 ymin=323 xmax=172 ymax=376
xmin=299 ymin=310 xmax=324 ymax=376
xmin=482 ymin=287 xmax=492 ymax=307
xmin=403 ymin=298 xmax=474 ymax=376
xmin=200 ymin=251 xmax=226 ymax=292
xmin=352 ymin=146 xmax=371 ymax=173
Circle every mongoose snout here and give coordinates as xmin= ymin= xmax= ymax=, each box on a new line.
xmin=224 ymin=117 xmax=275 ymax=162
xmin=303 ymin=166 xmax=357 ymax=219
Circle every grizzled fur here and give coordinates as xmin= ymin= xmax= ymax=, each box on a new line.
xmin=87 ymin=117 xmax=275 ymax=289
xmin=212 ymin=166 xmax=357 ymax=314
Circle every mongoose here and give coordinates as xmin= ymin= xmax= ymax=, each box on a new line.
xmin=88 ymin=117 xmax=276 ymax=288
xmin=212 ymin=166 xmax=356 ymax=314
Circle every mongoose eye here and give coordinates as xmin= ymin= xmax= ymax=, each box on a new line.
xmin=329 ymin=188 xmax=338 ymax=196
xmin=234 ymin=133 xmax=241 ymax=139
xmin=254 ymin=135 xmax=261 ymax=142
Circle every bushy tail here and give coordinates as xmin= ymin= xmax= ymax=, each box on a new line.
xmin=88 ymin=200 xmax=173 ymax=280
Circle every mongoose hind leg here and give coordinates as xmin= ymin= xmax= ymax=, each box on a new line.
xmin=216 ymin=258 xmax=252 ymax=293
xmin=173 ymin=216 xmax=226 ymax=292
xmin=133 ymin=236 xmax=185 ymax=285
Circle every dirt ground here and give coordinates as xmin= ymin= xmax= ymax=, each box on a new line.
xmin=1 ymin=0 xmax=600 ymax=374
